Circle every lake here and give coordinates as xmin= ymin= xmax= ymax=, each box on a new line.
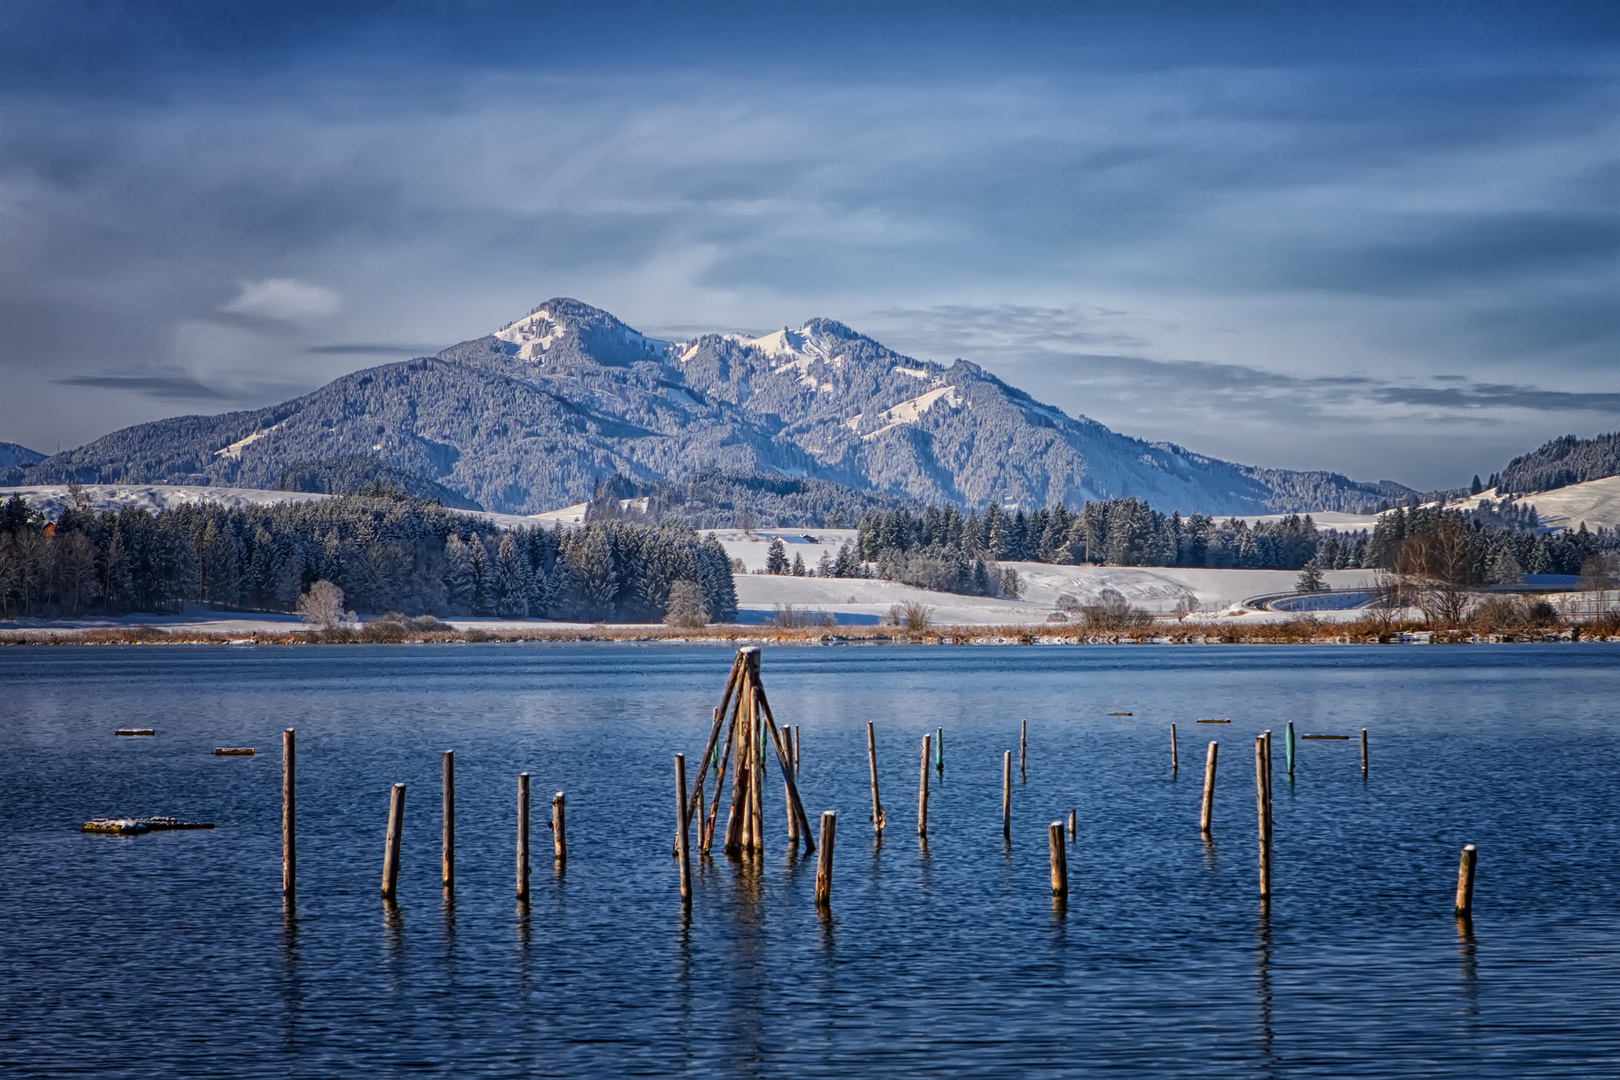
xmin=2 ymin=642 xmax=1618 ymax=1077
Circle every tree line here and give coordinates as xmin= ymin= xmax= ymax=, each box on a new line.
xmin=0 ymin=492 xmax=736 ymax=623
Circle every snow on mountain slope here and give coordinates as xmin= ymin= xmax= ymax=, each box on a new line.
xmin=0 ymin=441 xmax=46 ymax=471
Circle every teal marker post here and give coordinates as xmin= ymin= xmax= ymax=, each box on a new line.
xmin=1285 ymin=721 xmax=1296 ymax=776
xmin=935 ymin=728 xmax=944 ymax=772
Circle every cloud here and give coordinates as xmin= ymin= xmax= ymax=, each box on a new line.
xmin=52 ymin=372 xmax=227 ymax=402
xmin=305 ymin=343 xmax=438 ymax=356
xmin=221 ymin=279 xmax=339 ymax=322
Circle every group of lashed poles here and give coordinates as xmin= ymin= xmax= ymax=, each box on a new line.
xmin=679 ymin=646 xmax=816 ymax=860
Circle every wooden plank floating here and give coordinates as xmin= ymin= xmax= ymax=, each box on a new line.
xmin=1197 ymin=719 xmax=1230 ymax=724
xmin=82 ymin=817 xmax=215 ymax=834
xmin=213 ymin=748 xmax=254 ymax=756
xmin=1108 ymin=712 xmax=1132 ymax=716
xmin=1302 ymin=734 xmax=1350 ymax=740
xmin=282 ymin=729 xmax=295 ymax=898
xmin=115 ymin=728 xmax=155 ymax=737
xmin=382 ymin=783 xmax=405 ymax=900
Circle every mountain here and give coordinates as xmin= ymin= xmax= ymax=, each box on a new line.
xmin=18 ymin=298 xmax=1413 ymax=516
xmin=1491 ymin=431 xmax=1620 ymax=495
xmin=0 ymin=441 xmax=45 ymax=476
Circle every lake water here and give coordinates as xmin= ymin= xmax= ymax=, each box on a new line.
xmin=2 ymin=643 xmax=1619 ymax=1077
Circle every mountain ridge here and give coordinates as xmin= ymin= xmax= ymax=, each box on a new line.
xmin=13 ymin=297 xmax=1414 ymax=516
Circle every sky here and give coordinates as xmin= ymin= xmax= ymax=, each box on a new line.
xmin=0 ymin=0 xmax=1615 ymax=489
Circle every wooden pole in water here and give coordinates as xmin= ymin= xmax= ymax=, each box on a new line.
xmin=1285 ymin=721 xmax=1296 ymax=776
xmin=1002 ymin=750 xmax=1012 ymax=840
xmin=281 ymin=728 xmax=295 ymax=898
xmin=1262 ymin=730 xmax=1274 ymax=838
xmin=1455 ymin=844 xmax=1477 ymax=916
xmin=785 ymin=739 xmax=799 ymax=845
xmin=382 ymin=783 xmax=405 ymax=900
xmin=815 ymin=811 xmax=836 ymax=908
xmin=917 ymin=733 xmax=931 ymax=838
xmin=1171 ymin=723 xmax=1179 ymax=773
xmin=1068 ymin=808 xmax=1077 ymax=840
xmin=1200 ymin=742 xmax=1218 ymax=833
xmin=750 ymin=688 xmax=765 ymax=851
xmin=1020 ymin=720 xmax=1028 ymax=775
xmin=442 ymin=750 xmax=455 ymax=891
xmin=1254 ymin=739 xmax=1270 ymax=899
xmin=516 ymin=772 xmax=530 ymax=899
xmin=675 ymin=754 xmax=692 ymax=905
xmin=1361 ymin=728 xmax=1369 ymax=776
xmin=866 ymin=721 xmax=885 ymax=834
xmin=551 ymin=792 xmax=567 ymax=865
xmin=935 ymin=727 xmax=944 ymax=772
xmin=757 ymin=690 xmax=816 ymax=853
xmin=1049 ymin=821 xmax=1068 ymax=898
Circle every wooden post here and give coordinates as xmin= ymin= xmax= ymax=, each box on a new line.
xmin=1067 ymin=808 xmax=1076 ymax=839
xmin=814 ymin=811 xmax=836 ymax=908
xmin=757 ymin=690 xmax=816 ymax=853
xmin=1262 ymin=730 xmax=1274 ymax=838
xmin=1200 ymin=742 xmax=1218 ymax=833
xmin=749 ymin=689 xmax=764 ymax=851
xmin=281 ymin=729 xmax=295 ymax=898
xmin=442 ymin=750 xmax=455 ymax=891
xmin=551 ymin=792 xmax=567 ymax=865
xmin=382 ymin=783 xmax=405 ymax=900
xmin=792 ymin=725 xmax=801 ymax=773
xmin=516 ymin=772 xmax=531 ymax=899
xmin=1254 ymin=739 xmax=1270 ymax=899
xmin=1455 ymin=844 xmax=1477 ymax=916
xmin=696 ymin=771 xmax=707 ymax=855
xmin=935 ymin=727 xmax=944 ymax=772
xmin=1002 ymin=750 xmax=1012 ymax=840
xmin=1020 ymin=720 xmax=1028 ymax=775
xmin=866 ymin=721 xmax=885 ymax=833
xmin=785 ymin=749 xmax=799 ymax=845
xmin=1048 ymin=821 xmax=1068 ymax=897
xmin=1171 ymin=723 xmax=1178 ymax=773
xmin=675 ymin=754 xmax=692 ymax=905
xmin=917 ymin=733 xmax=931 ymax=838
xmin=1285 ymin=721 xmax=1296 ymax=776
xmin=1361 ymin=728 xmax=1369 ymax=776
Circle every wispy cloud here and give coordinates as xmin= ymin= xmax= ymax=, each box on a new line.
xmin=52 ymin=372 xmax=227 ymax=402
xmin=221 ymin=279 xmax=339 ymax=322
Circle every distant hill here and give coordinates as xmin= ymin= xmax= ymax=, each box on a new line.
xmin=1494 ymin=432 xmax=1620 ymax=495
xmin=21 ymin=297 xmax=1413 ymax=516
xmin=0 ymin=441 xmax=44 ymax=480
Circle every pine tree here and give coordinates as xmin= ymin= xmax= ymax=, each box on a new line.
xmin=1295 ymin=558 xmax=1326 ymax=594
xmin=766 ymin=537 xmax=789 ymax=575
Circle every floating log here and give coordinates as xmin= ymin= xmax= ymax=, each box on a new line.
xmin=1302 ymin=734 xmax=1350 ymax=740
xmin=1455 ymin=844 xmax=1477 ymax=916
xmin=1049 ymin=821 xmax=1068 ymax=898
xmin=815 ymin=811 xmax=836 ymax=908
xmin=82 ymin=816 xmax=216 ymax=833
xmin=382 ymin=783 xmax=405 ymax=900
xmin=1200 ymin=742 xmax=1218 ymax=833
xmin=116 ymin=729 xmax=155 ymax=737
xmin=213 ymin=748 xmax=254 ymax=756
xmin=282 ymin=729 xmax=295 ymax=898
xmin=1108 ymin=712 xmax=1132 ymax=716
xmin=1197 ymin=719 xmax=1230 ymax=724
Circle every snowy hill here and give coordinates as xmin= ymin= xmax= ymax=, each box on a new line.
xmin=20 ymin=298 xmax=1410 ymax=516
xmin=0 ymin=441 xmax=45 ymax=473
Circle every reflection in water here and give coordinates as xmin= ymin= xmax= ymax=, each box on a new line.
xmin=1255 ymin=904 xmax=1275 ymax=1079
xmin=280 ymin=897 xmax=301 ymax=1060
xmin=724 ymin=857 xmax=768 ymax=1079
xmin=1456 ymin=915 xmax=1479 ymax=1020
xmin=1201 ymin=834 xmax=1219 ymax=873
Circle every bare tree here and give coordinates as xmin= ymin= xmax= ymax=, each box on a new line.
xmin=297 ymin=580 xmax=346 ymax=630
xmin=884 ymin=602 xmax=933 ymax=632
xmin=1395 ymin=521 xmax=1477 ymax=628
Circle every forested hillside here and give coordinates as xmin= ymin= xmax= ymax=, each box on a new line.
xmin=0 ymin=493 xmax=735 ymax=623
xmin=1491 ymin=432 xmax=1620 ymax=494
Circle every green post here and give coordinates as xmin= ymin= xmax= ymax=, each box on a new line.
xmin=1285 ymin=721 xmax=1296 ymax=776
xmin=935 ymin=727 xmax=944 ymax=772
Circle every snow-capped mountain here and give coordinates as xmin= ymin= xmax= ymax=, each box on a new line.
xmin=18 ymin=298 xmax=1410 ymax=515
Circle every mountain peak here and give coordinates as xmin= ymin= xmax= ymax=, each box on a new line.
xmin=487 ymin=297 xmax=668 ymax=364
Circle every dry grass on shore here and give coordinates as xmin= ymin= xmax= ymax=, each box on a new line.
xmin=2 ymin=614 xmax=1615 ymax=648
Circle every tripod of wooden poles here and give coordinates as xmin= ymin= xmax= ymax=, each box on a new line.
xmin=679 ymin=647 xmax=814 ymax=857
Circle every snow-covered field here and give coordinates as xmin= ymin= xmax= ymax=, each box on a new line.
xmin=1503 ymin=476 xmax=1620 ymax=531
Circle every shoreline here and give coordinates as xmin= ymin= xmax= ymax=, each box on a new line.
xmin=2 ymin=622 xmax=1611 ymax=647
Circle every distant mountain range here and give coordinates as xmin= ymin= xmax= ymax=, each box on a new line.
xmin=9 ymin=298 xmax=1419 ymax=516
xmin=0 ymin=441 xmax=44 ymax=471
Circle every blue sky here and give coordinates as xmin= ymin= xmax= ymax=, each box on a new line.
xmin=1 ymin=1 xmax=1614 ymax=489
